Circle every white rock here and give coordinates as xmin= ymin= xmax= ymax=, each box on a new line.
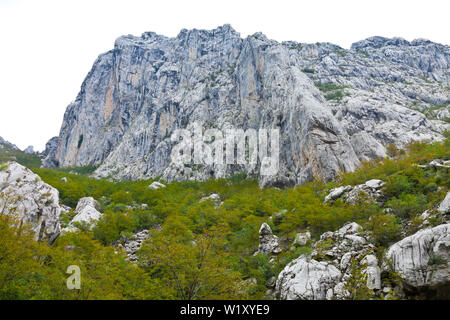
xmin=437 ymin=192 xmax=450 ymax=214
xmin=324 ymin=185 xmax=352 ymax=203
xmin=0 ymin=161 xmax=61 ymax=242
xmin=276 ymin=256 xmax=342 ymax=300
xmin=362 ymin=254 xmax=381 ymax=290
xmin=62 ymin=197 xmax=102 ymax=232
xmin=365 ymin=179 xmax=385 ymax=189
xmin=258 ymin=223 xmax=282 ymax=255
xmin=148 ymin=181 xmax=166 ymax=190
xmin=386 ymin=224 xmax=450 ymax=288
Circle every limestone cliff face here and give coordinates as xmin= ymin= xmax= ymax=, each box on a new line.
xmin=49 ymin=25 xmax=449 ymax=185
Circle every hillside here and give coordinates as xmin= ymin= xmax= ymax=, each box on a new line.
xmin=0 ymin=135 xmax=448 ymax=299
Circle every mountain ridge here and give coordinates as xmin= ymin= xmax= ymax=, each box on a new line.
xmin=43 ymin=25 xmax=450 ymax=186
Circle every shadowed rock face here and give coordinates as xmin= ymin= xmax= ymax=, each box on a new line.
xmin=48 ymin=25 xmax=449 ymax=186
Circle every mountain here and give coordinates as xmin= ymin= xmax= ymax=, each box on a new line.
xmin=45 ymin=25 xmax=450 ymax=186
xmin=0 ymin=136 xmax=42 ymax=168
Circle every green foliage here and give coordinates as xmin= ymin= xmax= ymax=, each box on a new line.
xmin=0 ymin=135 xmax=446 ymax=300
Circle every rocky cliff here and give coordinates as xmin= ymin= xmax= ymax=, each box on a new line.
xmin=47 ymin=25 xmax=450 ymax=186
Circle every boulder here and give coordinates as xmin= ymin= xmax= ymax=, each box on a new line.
xmin=386 ymin=224 xmax=450 ymax=291
xmin=62 ymin=197 xmax=102 ymax=232
xmin=0 ymin=161 xmax=61 ymax=242
xmin=275 ymin=256 xmax=342 ymax=300
xmin=437 ymin=192 xmax=450 ymax=214
xmin=257 ymin=223 xmax=282 ymax=255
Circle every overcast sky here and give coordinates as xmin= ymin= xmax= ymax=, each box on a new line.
xmin=1 ymin=0 xmax=449 ymax=151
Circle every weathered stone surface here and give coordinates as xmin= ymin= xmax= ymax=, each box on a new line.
xmin=62 ymin=197 xmax=102 ymax=232
xmin=324 ymin=180 xmax=385 ymax=204
xmin=23 ymin=146 xmax=35 ymax=154
xmin=275 ymin=256 xmax=342 ymax=300
xmin=0 ymin=161 xmax=61 ymax=242
xmin=437 ymin=192 xmax=450 ymax=214
xmin=386 ymin=224 xmax=450 ymax=289
xmin=258 ymin=223 xmax=282 ymax=255
xmin=41 ymin=137 xmax=59 ymax=168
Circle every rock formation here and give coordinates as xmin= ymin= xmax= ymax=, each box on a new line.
xmin=0 ymin=161 xmax=61 ymax=242
xmin=62 ymin=197 xmax=102 ymax=233
xmin=257 ymin=223 xmax=282 ymax=255
xmin=386 ymin=224 xmax=450 ymax=298
xmin=43 ymin=25 xmax=449 ymax=186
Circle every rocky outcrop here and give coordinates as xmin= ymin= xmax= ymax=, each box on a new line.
xmin=386 ymin=224 xmax=450 ymax=297
xmin=0 ymin=161 xmax=61 ymax=242
xmin=0 ymin=136 xmax=19 ymax=150
xmin=48 ymin=26 xmax=450 ymax=187
xmin=62 ymin=197 xmax=102 ymax=232
xmin=324 ymin=179 xmax=385 ymax=204
xmin=23 ymin=146 xmax=35 ymax=154
xmin=275 ymin=256 xmax=342 ymax=300
xmin=41 ymin=137 xmax=59 ymax=168
xmin=116 ymin=230 xmax=149 ymax=262
xmin=257 ymin=223 xmax=282 ymax=255
xmin=276 ymin=222 xmax=382 ymax=300
xmin=437 ymin=192 xmax=450 ymax=214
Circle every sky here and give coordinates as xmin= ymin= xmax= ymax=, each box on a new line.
xmin=0 ymin=0 xmax=449 ymax=151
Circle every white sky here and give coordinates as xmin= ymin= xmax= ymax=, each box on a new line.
xmin=0 ymin=0 xmax=449 ymax=151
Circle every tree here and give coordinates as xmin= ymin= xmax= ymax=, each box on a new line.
xmin=139 ymin=221 xmax=248 ymax=299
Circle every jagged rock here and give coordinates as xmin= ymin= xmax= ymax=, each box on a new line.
xmin=0 ymin=161 xmax=61 ymax=242
xmin=0 ymin=136 xmax=19 ymax=150
xmin=23 ymin=146 xmax=35 ymax=154
xmin=277 ymin=222 xmax=382 ymax=300
xmin=47 ymin=26 xmax=450 ymax=186
xmin=148 ymin=181 xmax=166 ymax=190
xmin=41 ymin=137 xmax=59 ymax=168
xmin=386 ymin=224 xmax=450 ymax=293
xmin=62 ymin=197 xmax=102 ymax=232
xmin=275 ymin=255 xmax=342 ymax=300
xmin=257 ymin=223 xmax=282 ymax=255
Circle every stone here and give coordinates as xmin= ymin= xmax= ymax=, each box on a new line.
xmin=62 ymin=197 xmax=102 ymax=232
xmin=362 ymin=254 xmax=381 ymax=290
xmin=23 ymin=146 xmax=35 ymax=154
xmin=258 ymin=223 xmax=282 ymax=255
xmin=0 ymin=161 xmax=61 ymax=242
xmin=437 ymin=192 xmax=450 ymax=214
xmin=275 ymin=256 xmax=342 ymax=300
xmin=386 ymin=224 xmax=450 ymax=290
xmin=148 ymin=181 xmax=166 ymax=190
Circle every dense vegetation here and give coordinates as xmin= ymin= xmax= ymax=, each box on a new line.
xmin=0 ymin=134 xmax=448 ymax=299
